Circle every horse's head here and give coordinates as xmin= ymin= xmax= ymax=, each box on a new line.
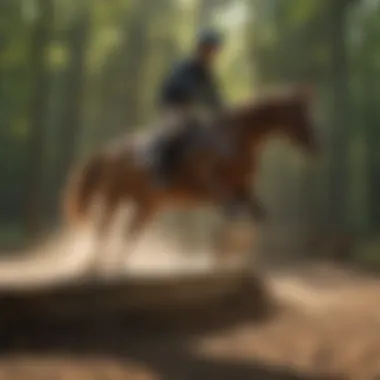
xmin=234 ymin=85 xmax=320 ymax=155
xmin=277 ymin=86 xmax=319 ymax=154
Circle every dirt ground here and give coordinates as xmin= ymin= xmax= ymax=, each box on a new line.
xmin=0 ymin=263 xmax=379 ymax=380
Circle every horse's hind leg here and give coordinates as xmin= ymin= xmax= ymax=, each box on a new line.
xmin=121 ymin=203 xmax=155 ymax=266
xmin=88 ymin=194 xmax=120 ymax=276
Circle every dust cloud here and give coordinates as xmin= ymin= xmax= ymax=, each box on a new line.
xmin=0 ymin=210 xmax=380 ymax=380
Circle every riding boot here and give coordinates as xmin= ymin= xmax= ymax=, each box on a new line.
xmin=183 ymin=117 xmax=204 ymax=152
xmin=152 ymin=140 xmax=170 ymax=189
xmin=153 ymin=138 xmax=177 ymax=189
xmin=152 ymin=160 xmax=167 ymax=189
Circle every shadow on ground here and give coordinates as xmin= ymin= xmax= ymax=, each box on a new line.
xmin=0 ymin=277 xmax=344 ymax=380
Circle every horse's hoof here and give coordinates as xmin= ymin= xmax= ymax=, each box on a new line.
xmin=252 ymin=206 xmax=267 ymax=223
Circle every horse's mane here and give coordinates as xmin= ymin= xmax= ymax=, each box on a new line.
xmin=225 ymin=85 xmax=313 ymax=122
xmin=101 ymin=85 xmax=314 ymax=155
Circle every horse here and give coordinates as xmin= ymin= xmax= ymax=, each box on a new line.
xmin=63 ymin=85 xmax=319 ymax=272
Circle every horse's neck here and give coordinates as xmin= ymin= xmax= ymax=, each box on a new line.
xmin=245 ymin=113 xmax=282 ymax=147
xmin=229 ymin=118 xmax=274 ymax=175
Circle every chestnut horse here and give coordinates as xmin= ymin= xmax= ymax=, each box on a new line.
xmin=63 ymin=86 xmax=318 ymax=270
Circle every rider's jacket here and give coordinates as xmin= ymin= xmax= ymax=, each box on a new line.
xmin=158 ymin=56 xmax=223 ymax=113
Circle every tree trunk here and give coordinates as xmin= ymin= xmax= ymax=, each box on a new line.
xmin=24 ymin=0 xmax=53 ymax=239
xmin=52 ymin=9 xmax=90 ymax=219
xmin=95 ymin=1 xmax=153 ymax=137
xmin=363 ymin=61 xmax=380 ymax=228
xmin=326 ymin=0 xmax=354 ymax=258
xmin=328 ymin=0 xmax=351 ymax=230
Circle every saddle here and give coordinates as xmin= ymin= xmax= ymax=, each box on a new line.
xmin=159 ymin=117 xmax=207 ymax=163
xmin=146 ymin=115 xmax=211 ymax=186
xmin=147 ymin=109 xmax=230 ymax=187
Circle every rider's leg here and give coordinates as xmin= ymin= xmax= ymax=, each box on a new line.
xmin=181 ymin=112 xmax=205 ymax=154
xmin=152 ymin=150 xmax=167 ymax=188
xmin=152 ymin=109 xmax=184 ymax=188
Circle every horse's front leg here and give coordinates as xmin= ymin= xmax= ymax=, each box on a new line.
xmin=224 ymin=187 xmax=267 ymax=224
xmin=246 ymin=194 xmax=267 ymax=222
xmin=123 ymin=202 xmax=155 ymax=260
xmin=192 ymin=154 xmax=232 ymax=205
xmin=89 ymin=193 xmax=120 ymax=277
xmin=213 ymin=187 xmax=264 ymax=266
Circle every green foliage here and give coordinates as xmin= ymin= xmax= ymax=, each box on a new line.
xmin=0 ymin=0 xmax=379 ymax=263
xmin=352 ymin=237 xmax=380 ymax=271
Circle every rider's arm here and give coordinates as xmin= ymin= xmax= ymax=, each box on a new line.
xmin=202 ymin=70 xmax=224 ymax=110
xmin=158 ymin=62 xmax=195 ymax=108
xmin=173 ymin=61 xmax=199 ymax=99
xmin=160 ymin=61 xmax=199 ymax=109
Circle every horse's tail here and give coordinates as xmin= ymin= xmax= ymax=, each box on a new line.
xmin=63 ymin=153 xmax=104 ymax=226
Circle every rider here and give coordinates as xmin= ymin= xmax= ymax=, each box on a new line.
xmin=154 ymin=27 xmax=225 ymax=187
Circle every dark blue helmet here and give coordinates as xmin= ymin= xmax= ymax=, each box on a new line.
xmin=196 ymin=28 xmax=224 ymax=48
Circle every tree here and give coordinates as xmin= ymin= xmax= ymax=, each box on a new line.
xmin=24 ymin=0 xmax=54 ymax=238
xmin=52 ymin=6 xmax=90 ymax=216
xmin=327 ymin=0 xmax=355 ymax=230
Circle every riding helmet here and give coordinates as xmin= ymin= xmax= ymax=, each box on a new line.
xmin=196 ymin=28 xmax=224 ymax=48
